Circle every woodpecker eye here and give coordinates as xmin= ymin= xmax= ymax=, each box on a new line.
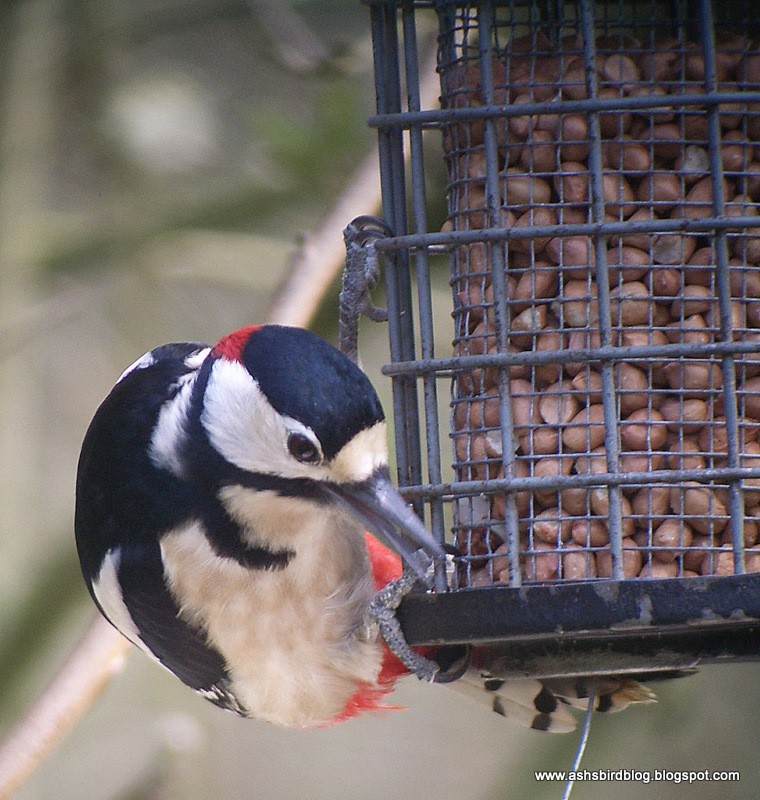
xmin=287 ymin=432 xmax=321 ymax=464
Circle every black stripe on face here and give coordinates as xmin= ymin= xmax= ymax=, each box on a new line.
xmin=201 ymin=496 xmax=295 ymax=571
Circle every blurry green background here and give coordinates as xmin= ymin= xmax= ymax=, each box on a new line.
xmin=0 ymin=1 xmax=758 ymax=798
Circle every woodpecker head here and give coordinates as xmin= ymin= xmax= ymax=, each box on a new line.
xmin=190 ymin=324 xmax=443 ymax=578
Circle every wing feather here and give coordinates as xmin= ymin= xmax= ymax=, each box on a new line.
xmin=94 ymin=540 xmax=244 ymax=714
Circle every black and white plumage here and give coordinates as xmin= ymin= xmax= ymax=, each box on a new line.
xmin=75 ymin=324 xmax=656 ymax=731
xmin=75 ymin=325 xmax=444 ymax=726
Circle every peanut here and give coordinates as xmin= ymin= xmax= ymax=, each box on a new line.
xmin=672 ymin=483 xmax=728 ymax=536
xmin=504 ymin=168 xmax=552 ymax=207
xmin=522 ymin=540 xmax=560 ymax=582
xmin=636 ymin=172 xmax=682 ymax=212
xmin=631 ymin=485 xmax=671 ymax=518
xmin=616 ymin=362 xmax=650 ymax=415
xmin=538 ymin=380 xmax=579 ymax=426
xmin=652 ymin=519 xmax=694 ymax=563
xmin=552 ymin=280 xmax=599 ymax=327
xmin=562 ymin=404 xmax=606 ymax=453
xmin=596 ymin=538 xmax=643 ymax=578
xmin=447 ymin=38 xmax=760 ymax=586
xmin=510 ymin=206 xmax=558 ymax=252
xmin=620 ymin=408 xmax=667 ymax=452
xmin=532 ymin=507 xmax=573 ymax=544
xmin=639 ymin=560 xmax=680 ymax=578
xmin=571 ymin=370 xmax=603 ymax=403
xmin=609 ymin=281 xmax=652 ymax=326
xmin=562 ymin=543 xmax=598 ymax=579
xmin=659 ymin=397 xmax=709 ymax=433
xmin=571 ymin=517 xmax=610 ymax=547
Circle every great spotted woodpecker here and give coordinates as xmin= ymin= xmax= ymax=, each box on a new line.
xmin=75 ymin=324 xmax=654 ymax=731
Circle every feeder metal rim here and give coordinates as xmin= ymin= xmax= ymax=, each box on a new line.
xmin=368 ymin=91 xmax=760 ymax=131
xmin=382 ymin=338 xmax=760 ymax=378
xmin=398 ymin=464 xmax=760 ymax=501
xmin=395 ymin=572 xmax=760 ymax=646
xmin=373 ymin=214 xmax=760 ymax=253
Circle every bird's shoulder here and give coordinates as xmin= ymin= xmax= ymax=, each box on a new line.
xmin=75 ymin=342 xmax=210 ymax=582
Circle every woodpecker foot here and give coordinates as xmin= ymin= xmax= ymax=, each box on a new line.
xmin=369 ymin=569 xmax=470 ymax=684
xmin=368 ymin=571 xmax=440 ymax=682
xmin=339 ymin=216 xmax=392 ymax=363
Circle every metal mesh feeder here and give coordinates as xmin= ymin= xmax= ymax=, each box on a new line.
xmin=365 ymin=0 xmax=760 ymax=678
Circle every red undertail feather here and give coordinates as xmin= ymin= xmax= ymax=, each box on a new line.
xmin=365 ymin=532 xmax=404 ymax=591
xmin=322 ymin=654 xmax=406 ymax=726
xmin=213 ymin=325 xmax=262 ymax=362
xmin=321 ymin=535 xmax=410 ymax=726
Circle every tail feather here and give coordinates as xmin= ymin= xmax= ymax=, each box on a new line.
xmin=446 ymin=670 xmax=657 ymax=733
xmin=448 ymin=672 xmax=579 ymax=733
xmin=542 ymin=677 xmax=657 ymax=713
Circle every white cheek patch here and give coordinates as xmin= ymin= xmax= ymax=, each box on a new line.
xmin=202 ymin=359 xmax=389 ymax=485
xmin=202 ymin=359 xmax=289 ymax=474
xmin=203 ymin=359 xmax=329 ymax=480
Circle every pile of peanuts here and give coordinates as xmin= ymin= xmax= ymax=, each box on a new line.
xmin=443 ymin=32 xmax=760 ymax=585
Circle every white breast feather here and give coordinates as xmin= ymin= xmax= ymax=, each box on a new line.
xmin=159 ymin=506 xmax=383 ymax=728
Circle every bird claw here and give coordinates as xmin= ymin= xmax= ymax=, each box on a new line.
xmin=368 ymin=571 xmax=471 ymax=684
xmin=363 ymin=304 xmax=389 ymax=323
xmin=368 ymin=571 xmax=441 ymax=683
xmin=339 ymin=216 xmax=391 ymax=363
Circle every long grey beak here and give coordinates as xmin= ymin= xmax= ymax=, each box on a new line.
xmin=325 ymin=467 xmax=444 ymax=583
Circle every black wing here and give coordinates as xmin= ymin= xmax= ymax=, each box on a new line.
xmin=75 ymin=342 xmax=243 ymax=713
xmin=115 ymin=539 xmax=243 ymax=713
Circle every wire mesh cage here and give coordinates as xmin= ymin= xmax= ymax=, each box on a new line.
xmin=366 ymin=0 xmax=760 ymax=675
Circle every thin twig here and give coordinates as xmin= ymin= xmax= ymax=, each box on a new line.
xmin=267 ymin=36 xmax=440 ymax=329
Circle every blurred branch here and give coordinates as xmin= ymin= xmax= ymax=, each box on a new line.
xmin=248 ymin=0 xmax=331 ymax=73
xmin=267 ymin=151 xmax=382 ymax=327
xmin=0 ymin=19 xmax=442 ymax=800
xmin=0 ymin=616 xmax=130 ymax=800
xmin=267 ymin=36 xmax=441 ymax=329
